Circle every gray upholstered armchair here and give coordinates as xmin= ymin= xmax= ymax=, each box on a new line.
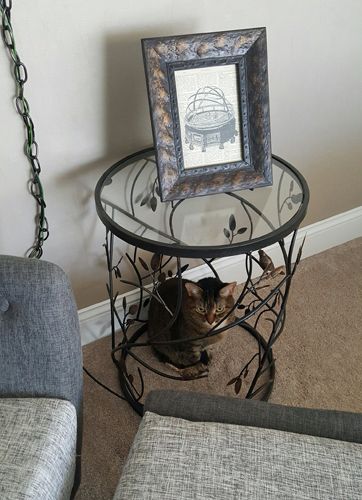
xmin=0 ymin=255 xmax=83 ymax=499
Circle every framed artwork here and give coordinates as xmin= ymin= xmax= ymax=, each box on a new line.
xmin=142 ymin=28 xmax=272 ymax=201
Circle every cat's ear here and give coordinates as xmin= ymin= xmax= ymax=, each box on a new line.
xmin=219 ymin=281 xmax=237 ymax=297
xmin=185 ymin=282 xmax=203 ymax=298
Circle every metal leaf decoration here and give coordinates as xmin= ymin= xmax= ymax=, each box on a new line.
xmin=234 ymin=378 xmax=242 ymax=394
xmin=150 ymin=196 xmax=157 ymax=212
xmin=295 ymin=235 xmax=306 ymax=267
xmin=150 ymin=253 xmax=161 ymax=271
xmin=227 ymin=376 xmax=242 ymax=394
xmin=223 ymin=214 xmax=247 ymax=244
xmin=229 ymin=214 xmax=236 ymax=232
xmin=128 ymin=304 xmax=138 ymax=315
xmin=291 ymin=193 xmax=303 ymax=204
xmin=139 ymin=257 xmax=149 ymax=270
xmin=227 ymin=376 xmax=238 ymax=386
xmin=177 ymin=264 xmax=189 ymax=276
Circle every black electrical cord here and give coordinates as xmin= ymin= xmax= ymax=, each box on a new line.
xmin=83 ymin=366 xmax=127 ymax=401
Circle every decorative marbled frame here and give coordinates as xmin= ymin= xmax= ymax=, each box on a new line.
xmin=142 ymin=28 xmax=272 ymax=201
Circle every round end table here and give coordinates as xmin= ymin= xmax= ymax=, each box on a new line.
xmin=95 ymin=147 xmax=309 ymax=414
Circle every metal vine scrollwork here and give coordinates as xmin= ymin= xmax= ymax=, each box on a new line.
xmin=94 ymin=150 xmax=308 ymax=414
xmin=102 ymin=227 xmax=305 ymax=412
xmin=224 ymin=233 xmax=305 ymax=398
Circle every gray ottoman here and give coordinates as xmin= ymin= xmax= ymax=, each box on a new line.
xmin=113 ymin=391 xmax=362 ymax=499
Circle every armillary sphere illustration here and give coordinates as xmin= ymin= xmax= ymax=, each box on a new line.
xmin=184 ymin=86 xmax=238 ymax=152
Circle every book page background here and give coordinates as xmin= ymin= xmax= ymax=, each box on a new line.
xmin=174 ymin=64 xmax=243 ymax=169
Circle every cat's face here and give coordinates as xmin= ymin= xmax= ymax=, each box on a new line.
xmin=184 ymin=279 xmax=236 ymax=328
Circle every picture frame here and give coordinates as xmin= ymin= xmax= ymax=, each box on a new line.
xmin=142 ymin=28 xmax=272 ymax=201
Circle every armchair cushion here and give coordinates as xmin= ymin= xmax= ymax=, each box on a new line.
xmin=0 ymin=398 xmax=77 ymax=500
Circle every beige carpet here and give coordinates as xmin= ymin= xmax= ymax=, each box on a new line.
xmin=77 ymin=238 xmax=362 ymax=499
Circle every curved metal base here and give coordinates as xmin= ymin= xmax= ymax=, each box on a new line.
xmin=113 ymin=322 xmax=275 ymax=416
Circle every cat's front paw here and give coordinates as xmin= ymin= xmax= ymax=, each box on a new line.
xmin=180 ymin=362 xmax=209 ymax=380
xmin=164 ymin=359 xmax=209 ymax=379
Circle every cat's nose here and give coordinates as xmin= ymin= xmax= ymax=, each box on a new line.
xmin=206 ymin=313 xmax=215 ymax=324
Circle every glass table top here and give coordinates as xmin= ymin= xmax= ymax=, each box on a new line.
xmin=95 ymin=148 xmax=309 ymax=258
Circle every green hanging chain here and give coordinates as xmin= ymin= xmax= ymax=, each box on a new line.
xmin=0 ymin=0 xmax=48 ymax=258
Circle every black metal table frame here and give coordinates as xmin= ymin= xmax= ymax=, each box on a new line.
xmin=95 ymin=148 xmax=309 ymax=415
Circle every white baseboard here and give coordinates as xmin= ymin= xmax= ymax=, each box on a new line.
xmin=79 ymin=206 xmax=362 ymax=346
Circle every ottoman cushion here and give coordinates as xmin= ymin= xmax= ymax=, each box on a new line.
xmin=114 ymin=411 xmax=362 ymax=499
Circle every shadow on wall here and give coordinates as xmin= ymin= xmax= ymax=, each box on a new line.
xmin=104 ymin=29 xmax=150 ymax=157
xmin=103 ymin=23 xmax=197 ymax=155
xmin=55 ymin=23 xmax=196 ymax=308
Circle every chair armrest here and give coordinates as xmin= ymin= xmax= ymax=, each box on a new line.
xmin=0 ymin=255 xmax=83 ymax=424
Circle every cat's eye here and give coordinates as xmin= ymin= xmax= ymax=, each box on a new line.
xmin=216 ymin=304 xmax=225 ymax=313
xmin=196 ymin=305 xmax=206 ymax=314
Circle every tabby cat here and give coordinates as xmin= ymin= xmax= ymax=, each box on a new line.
xmin=148 ymin=277 xmax=236 ymax=378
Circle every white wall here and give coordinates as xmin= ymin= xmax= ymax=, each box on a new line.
xmin=1 ymin=0 xmax=361 ymax=308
